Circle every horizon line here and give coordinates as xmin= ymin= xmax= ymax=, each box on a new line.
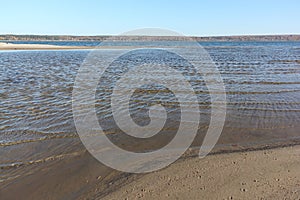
xmin=1 ymin=33 xmax=300 ymax=38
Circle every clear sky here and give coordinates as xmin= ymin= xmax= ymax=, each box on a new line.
xmin=1 ymin=0 xmax=299 ymax=36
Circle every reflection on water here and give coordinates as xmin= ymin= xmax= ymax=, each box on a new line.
xmin=0 ymin=42 xmax=300 ymax=151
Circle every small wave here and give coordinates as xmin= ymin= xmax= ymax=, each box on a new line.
xmin=225 ymin=89 xmax=300 ymax=95
xmin=268 ymin=60 xmax=300 ymax=64
xmin=0 ymin=151 xmax=84 ymax=170
xmin=0 ymin=133 xmax=78 ymax=147
xmin=223 ymin=124 xmax=299 ymax=130
xmin=98 ymin=88 xmax=300 ymax=95
xmin=226 ymin=101 xmax=300 ymax=105
xmin=227 ymin=107 xmax=300 ymax=112
xmin=226 ymin=80 xmax=300 ymax=85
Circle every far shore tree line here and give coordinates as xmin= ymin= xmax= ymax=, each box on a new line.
xmin=0 ymin=34 xmax=300 ymax=41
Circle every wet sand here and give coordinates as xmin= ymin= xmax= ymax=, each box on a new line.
xmin=103 ymin=145 xmax=300 ymax=200
xmin=0 ymin=138 xmax=121 ymax=200
xmin=1 ymin=137 xmax=300 ymax=199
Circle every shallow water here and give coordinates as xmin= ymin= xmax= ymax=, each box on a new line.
xmin=0 ymin=41 xmax=300 ymax=177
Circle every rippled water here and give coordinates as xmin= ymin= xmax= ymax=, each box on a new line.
xmin=1 ymin=41 xmax=300 ymax=151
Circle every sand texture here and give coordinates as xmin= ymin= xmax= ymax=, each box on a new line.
xmin=1 ymin=141 xmax=300 ymax=199
xmin=103 ymin=145 xmax=300 ymax=200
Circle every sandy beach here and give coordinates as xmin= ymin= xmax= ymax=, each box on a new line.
xmin=0 ymin=42 xmax=165 ymax=50
xmin=101 ymin=145 xmax=300 ymax=200
xmin=1 ymin=138 xmax=300 ymax=200
xmin=0 ymin=42 xmax=92 ymax=50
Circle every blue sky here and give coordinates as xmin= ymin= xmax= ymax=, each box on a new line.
xmin=1 ymin=0 xmax=299 ymax=36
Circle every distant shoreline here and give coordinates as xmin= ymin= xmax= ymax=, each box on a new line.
xmin=0 ymin=42 xmax=191 ymax=50
xmin=1 ymin=34 xmax=300 ymax=42
xmin=1 ymin=40 xmax=299 ymax=51
xmin=0 ymin=42 xmax=93 ymax=50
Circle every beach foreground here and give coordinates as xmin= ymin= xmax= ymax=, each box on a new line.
xmin=103 ymin=145 xmax=300 ymax=200
xmin=1 ymin=141 xmax=300 ymax=200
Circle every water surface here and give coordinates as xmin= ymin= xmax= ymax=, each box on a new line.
xmin=1 ymin=41 xmax=300 ymax=181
